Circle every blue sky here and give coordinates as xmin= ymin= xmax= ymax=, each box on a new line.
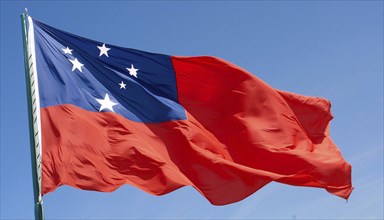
xmin=1 ymin=1 xmax=383 ymax=219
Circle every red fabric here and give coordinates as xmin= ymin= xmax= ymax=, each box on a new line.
xmin=41 ymin=56 xmax=352 ymax=205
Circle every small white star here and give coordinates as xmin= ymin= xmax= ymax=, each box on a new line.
xmin=68 ymin=58 xmax=84 ymax=72
xmin=62 ymin=47 xmax=73 ymax=54
xmin=97 ymin=43 xmax=111 ymax=57
xmin=95 ymin=93 xmax=118 ymax=112
xmin=126 ymin=64 xmax=138 ymax=78
xmin=119 ymin=81 xmax=126 ymax=89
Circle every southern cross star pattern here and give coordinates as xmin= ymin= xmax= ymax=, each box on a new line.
xmin=34 ymin=18 xmax=186 ymax=123
xmin=63 ymin=44 xmax=139 ymax=112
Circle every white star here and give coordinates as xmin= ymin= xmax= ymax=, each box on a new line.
xmin=68 ymin=58 xmax=84 ymax=72
xmin=62 ymin=47 xmax=73 ymax=54
xmin=126 ymin=64 xmax=138 ymax=78
xmin=119 ymin=81 xmax=126 ymax=89
xmin=97 ymin=43 xmax=111 ymax=57
xmin=95 ymin=93 xmax=118 ymax=112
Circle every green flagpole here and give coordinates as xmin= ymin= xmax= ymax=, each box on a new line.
xmin=20 ymin=10 xmax=44 ymax=220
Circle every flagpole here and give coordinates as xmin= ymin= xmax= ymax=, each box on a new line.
xmin=21 ymin=11 xmax=44 ymax=220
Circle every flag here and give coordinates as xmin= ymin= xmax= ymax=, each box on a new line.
xmin=28 ymin=17 xmax=352 ymax=205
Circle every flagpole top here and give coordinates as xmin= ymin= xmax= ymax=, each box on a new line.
xmin=24 ymin=8 xmax=28 ymax=16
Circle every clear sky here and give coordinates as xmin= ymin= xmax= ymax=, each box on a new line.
xmin=1 ymin=1 xmax=383 ymax=219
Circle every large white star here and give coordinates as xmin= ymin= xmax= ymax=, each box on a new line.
xmin=97 ymin=43 xmax=111 ymax=57
xmin=95 ymin=93 xmax=118 ymax=112
xmin=126 ymin=64 xmax=138 ymax=78
xmin=68 ymin=58 xmax=84 ymax=72
xmin=119 ymin=81 xmax=126 ymax=89
xmin=62 ymin=47 xmax=73 ymax=54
